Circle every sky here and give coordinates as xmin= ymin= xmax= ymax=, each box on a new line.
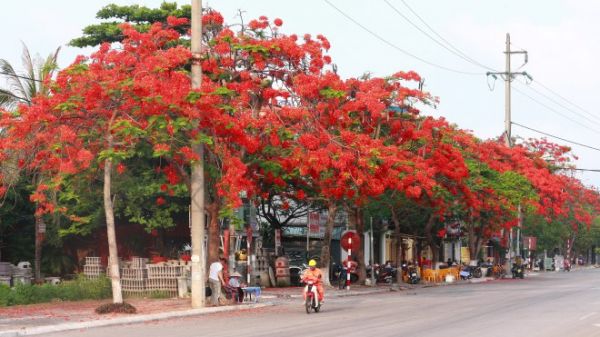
xmin=2 ymin=0 xmax=600 ymax=187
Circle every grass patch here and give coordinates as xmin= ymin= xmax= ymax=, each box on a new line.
xmin=0 ymin=275 xmax=111 ymax=307
xmin=148 ymin=290 xmax=173 ymax=299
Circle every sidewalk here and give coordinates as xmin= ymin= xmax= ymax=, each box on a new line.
xmin=0 ymin=298 xmax=272 ymax=337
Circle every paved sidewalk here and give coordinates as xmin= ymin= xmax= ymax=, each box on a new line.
xmin=0 ymin=298 xmax=271 ymax=337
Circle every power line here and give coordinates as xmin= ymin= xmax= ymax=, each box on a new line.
xmin=395 ymin=0 xmax=497 ymax=72
xmin=533 ymin=80 xmax=600 ymax=123
xmin=565 ymin=168 xmax=600 ymax=173
xmin=512 ymin=121 xmax=600 ymax=152
xmin=395 ymin=1 xmax=600 ymax=131
xmin=0 ymin=71 xmax=43 ymax=83
xmin=515 ymin=79 xmax=600 ymax=128
xmin=383 ymin=0 xmax=490 ymax=71
xmin=512 ymin=86 xmax=600 ymax=136
xmin=322 ymin=0 xmax=482 ymax=76
xmin=0 ymin=90 xmax=28 ymax=103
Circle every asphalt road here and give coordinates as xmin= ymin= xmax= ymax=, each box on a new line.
xmin=49 ymin=268 xmax=600 ymax=337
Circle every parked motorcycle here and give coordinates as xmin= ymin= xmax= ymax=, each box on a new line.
xmin=377 ymin=264 xmax=396 ymax=284
xmin=459 ymin=265 xmax=473 ymax=280
xmin=405 ymin=264 xmax=420 ymax=284
xmin=512 ymin=263 xmax=525 ymax=279
xmin=333 ymin=262 xmax=358 ymax=289
xmin=303 ymin=280 xmax=321 ymax=314
xmin=459 ymin=265 xmax=482 ymax=280
xmin=471 ymin=266 xmax=483 ymax=278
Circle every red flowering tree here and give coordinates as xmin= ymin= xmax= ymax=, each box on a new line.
xmin=0 ymin=19 xmax=196 ymax=303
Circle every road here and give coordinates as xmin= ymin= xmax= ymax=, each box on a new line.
xmin=50 ymin=268 xmax=600 ymax=337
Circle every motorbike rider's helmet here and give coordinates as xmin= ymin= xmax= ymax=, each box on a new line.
xmin=308 ymin=259 xmax=317 ymax=267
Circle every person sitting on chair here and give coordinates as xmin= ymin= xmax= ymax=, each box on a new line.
xmin=227 ymin=272 xmax=245 ymax=303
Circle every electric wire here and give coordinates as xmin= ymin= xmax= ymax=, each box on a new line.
xmin=383 ymin=0 xmax=492 ymax=71
xmin=396 ymin=0 xmax=600 ymax=131
xmin=323 ymin=0 xmax=482 ymax=76
xmin=564 ymin=168 xmax=600 ymax=173
xmin=512 ymin=121 xmax=600 ymax=152
xmin=515 ymin=79 xmax=600 ymax=128
xmin=512 ymin=86 xmax=600 ymax=136
xmin=0 ymin=71 xmax=43 ymax=83
xmin=396 ymin=0 xmax=498 ymax=72
xmin=533 ymin=80 xmax=600 ymax=123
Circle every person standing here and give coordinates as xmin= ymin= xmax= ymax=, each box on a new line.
xmin=208 ymin=257 xmax=227 ymax=306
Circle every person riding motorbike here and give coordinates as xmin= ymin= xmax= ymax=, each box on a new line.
xmin=302 ymin=259 xmax=324 ymax=303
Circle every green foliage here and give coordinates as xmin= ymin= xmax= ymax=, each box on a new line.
xmin=148 ymin=290 xmax=172 ymax=299
xmin=319 ymin=88 xmax=346 ymax=99
xmin=56 ymin=142 xmax=189 ymax=237
xmin=41 ymin=245 xmax=77 ymax=276
xmin=213 ymin=86 xmax=237 ymax=97
xmin=522 ymin=213 xmax=570 ymax=252
xmin=0 ymin=275 xmax=111 ymax=307
xmin=70 ymin=2 xmax=191 ymax=48
xmin=56 ymin=172 xmax=104 ymax=237
xmin=115 ymin=151 xmax=189 ymax=232
xmin=0 ymin=175 xmax=35 ymax=264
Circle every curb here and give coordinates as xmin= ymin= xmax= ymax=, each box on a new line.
xmin=0 ymin=302 xmax=273 ymax=337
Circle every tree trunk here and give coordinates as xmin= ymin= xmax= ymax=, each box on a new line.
xmin=354 ymin=208 xmax=366 ymax=284
xmin=207 ymin=202 xmax=221 ymax=264
xmin=34 ymin=214 xmax=43 ymax=283
xmin=391 ymin=208 xmax=403 ymax=282
xmin=228 ymin=224 xmax=236 ymax=273
xmin=103 ymin=153 xmax=123 ymax=303
xmin=424 ymin=214 xmax=439 ymax=269
xmin=319 ymin=203 xmax=337 ymax=287
xmin=468 ymin=224 xmax=476 ymax=261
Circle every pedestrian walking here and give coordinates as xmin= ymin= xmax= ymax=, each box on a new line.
xmin=208 ymin=257 xmax=227 ymax=306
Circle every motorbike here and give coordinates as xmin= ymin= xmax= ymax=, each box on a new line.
xmin=490 ymin=263 xmax=506 ymax=279
xmin=333 ymin=263 xmax=358 ymax=289
xmin=374 ymin=264 xmax=396 ymax=284
xmin=470 ymin=266 xmax=483 ymax=278
xmin=459 ymin=265 xmax=482 ymax=280
xmin=459 ymin=266 xmax=472 ymax=280
xmin=511 ymin=263 xmax=525 ymax=279
xmin=303 ymin=280 xmax=321 ymax=314
xmin=405 ymin=265 xmax=420 ymax=284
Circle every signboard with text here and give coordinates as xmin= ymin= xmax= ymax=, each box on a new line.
xmin=308 ymin=212 xmax=320 ymax=233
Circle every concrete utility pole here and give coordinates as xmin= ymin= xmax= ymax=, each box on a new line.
xmin=190 ymin=0 xmax=206 ymax=309
xmin=370 ymin=217 xmax=375 ymax=287
xmin=487 ymin=33 xmax=531 ymax=277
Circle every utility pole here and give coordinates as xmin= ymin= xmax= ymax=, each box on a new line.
xmin=487 ymin=33 xmax=531 ymax=277
xmin=369 ymin=217 xmax=375 ymax=287
xmin=190 ymin=0 xmax=206 ymax=309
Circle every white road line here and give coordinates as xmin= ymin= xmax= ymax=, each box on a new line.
xmin=579 ymin=312 xmax=597 ymax=321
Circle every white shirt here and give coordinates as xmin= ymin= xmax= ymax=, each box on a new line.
xmin=209 ymin=262 xmax=223 ymax=281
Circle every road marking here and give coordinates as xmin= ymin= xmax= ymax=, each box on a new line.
xmin=580 ymin=312 xmax=597 ymax=321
